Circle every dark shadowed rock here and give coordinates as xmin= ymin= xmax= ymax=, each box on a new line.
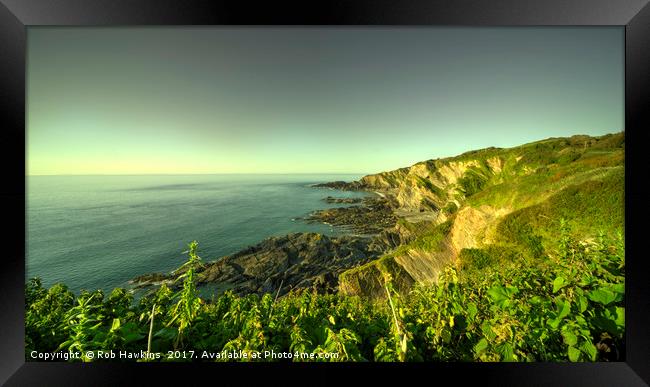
xmin=129 ymin=272 xmax=173 ymax=289
xmin=196 ymin=233 xmax=385 ymax=296
xmin=312 ymin=181 xmax=361 ymax=190
xmin=305 ymin=196 xmax=398 ymax=235
xmin=131 ymin=232 xmax=386 ymax=297
xmin=322 ymin=196 xmax=363 ymax=204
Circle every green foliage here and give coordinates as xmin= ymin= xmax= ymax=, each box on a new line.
xmin=556 ymin=150 xmax=581 ymax=165
xmin=493 ymin=169 xmax=624 ymax=254
xmin=167 ymin=240 xmax=204 ymax=348
xmin=26 ymin=227 xmax=624 ymax=362
xmin=397 ymin=221 xmax=451 ymax=253
xmin=459 ymin=248 xmax=494 ymax=271
xmin=25 ymin=280 xmax=74 ymax=355
xmin=57 ymin=291 xmax=108 ymax=361
xmin=393 ymin=220 xmax=452 ymax=254
xmin=520 ymin=148 xmax=558 ymax=166
xmin=443 ymin=201 xmax=458 ymax=215
xmin=496 ymin=218 xmax=545 ymax=259
xmin=457 ymin=167 xmax=490 ymax=197
xmin=465 ymin=132 xmax=623 ymax=212
xmin=403 ymin=228 xmax=624 ymax=362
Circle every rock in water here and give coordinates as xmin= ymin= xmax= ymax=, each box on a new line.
xmin=322 ymin=196 xmax=363 ymax=204
xmin=129 ymin=272 xmax=173 ymax=289
xmin=312 ymin=181 xmax=361 ymax=190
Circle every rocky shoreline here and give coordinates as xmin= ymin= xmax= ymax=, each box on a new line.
xmin=131 ymin=186 xmax=401 ymax=297
xmin=131 ymin=232 xmax=387 ymax=296
xmin=312 ymin=181 xmax=362 ymax=190
xmin=304 ymin=196 xmax=398 ymax=235
xmin=322 ymin=196 xmax=363 ymax=204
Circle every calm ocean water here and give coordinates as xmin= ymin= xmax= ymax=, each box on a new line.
xmin=26 ymin=174 xmax=368 ymax=293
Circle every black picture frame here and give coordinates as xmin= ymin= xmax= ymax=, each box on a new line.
xmin=1 ymin=0 xmax=649 ymax=385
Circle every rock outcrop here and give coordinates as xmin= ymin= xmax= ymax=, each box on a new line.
xmin=132 ymin=233 xmax=385 ymax=297
xmin=322 ymin=196 xmax=363 ymax=204
xmin=304 ymin=197 xmax=398 ymax=235
xmin=449 ymin=205 xmax=511 ymax=254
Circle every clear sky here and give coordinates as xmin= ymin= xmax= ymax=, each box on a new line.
xmin=27 ymin=27 xmax=624 ymax=175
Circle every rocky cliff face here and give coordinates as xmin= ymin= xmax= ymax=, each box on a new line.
xmin=338 ymin=132 xmax=624 ymax=298
xmin=354 ymin=157 xmax=505 ymax=214
xmin=449 ymin=206 xmax=511 ymax=253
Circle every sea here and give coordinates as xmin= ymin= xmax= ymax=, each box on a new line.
xmin=26 ymin=174 xmax=369 ymax=294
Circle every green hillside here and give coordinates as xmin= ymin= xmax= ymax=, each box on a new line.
xmin=338 ymin=132 xmax=624 ymax=298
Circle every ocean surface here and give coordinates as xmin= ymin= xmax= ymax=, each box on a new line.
xmin=26 ymin=174 xmax=369 ymax=293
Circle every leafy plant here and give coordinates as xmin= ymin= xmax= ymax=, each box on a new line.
xmin=25 ymin=228 xmax=624 ymax=363
xmin=167 ymin=240 xmax=204 ymax=348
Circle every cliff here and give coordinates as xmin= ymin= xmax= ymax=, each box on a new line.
xmin=338 ymin=132 xmax=624 ymax=298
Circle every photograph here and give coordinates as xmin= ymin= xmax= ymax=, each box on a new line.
xmin=25 ymin=27 xmax=625 ymax=363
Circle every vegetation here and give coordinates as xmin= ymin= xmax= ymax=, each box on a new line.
xmin=26 ymin=225 xmax=624 ymax=362
xmin=492 ymin=168 xmax=623 ymax=257
xmin=443 ymin=201 xmax=458 ymax=215
xmin=415 ymin=176 xmax=445 ymax=198
xmin=457 ymin=166 xmax=490 ymax=197
xmin=392 ymin=220 xmax=452 ymax=256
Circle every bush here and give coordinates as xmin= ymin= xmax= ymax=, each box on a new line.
xmin=443 ymin=202 xmax=458 ymax=215
xmin=457 ymin=168 xmax=489 ymax=197
xmin=25 ymin=230 xmax=624 ymax=362
xmin=459 ymin=248 xmax=494 ymax=270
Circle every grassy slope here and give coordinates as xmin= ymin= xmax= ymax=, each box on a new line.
xmin=339 ymin=132 xmax=624 ymax=296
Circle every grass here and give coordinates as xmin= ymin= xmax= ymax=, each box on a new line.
xmin=494 ymin=168 xmax=624 ymax=252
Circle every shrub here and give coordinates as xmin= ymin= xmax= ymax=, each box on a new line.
xmin=443 ymin=202 xmax=458 ymax=215
xmin=25 ymin=229 xmax=624 ymax=363
xmin=457 ymin=168 xmax=489 ymax=197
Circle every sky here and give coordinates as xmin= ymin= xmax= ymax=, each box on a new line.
xmin=27 ymin=27 xmax=624 ymax=175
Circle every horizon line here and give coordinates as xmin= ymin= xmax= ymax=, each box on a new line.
xmin=27 ymin=172 xmax=372 ymax=177
xmin=26 ymin=131 xmax=624 ymax=178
